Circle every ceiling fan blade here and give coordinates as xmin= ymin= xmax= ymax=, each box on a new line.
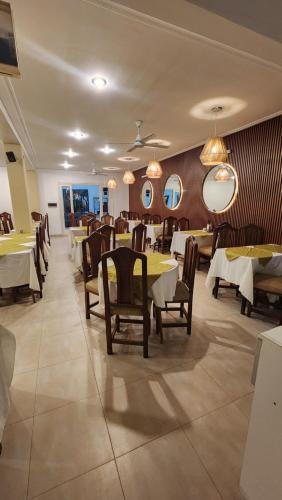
xmin=141 ymin=133 xmax=155 ymax=143
xmin=107 ymin=142 xmax=132 ymax=145
xmin=143 ymin=143 xmax=169 ymax=149
xmin=127 ymin=145 xmax=138 ymax=152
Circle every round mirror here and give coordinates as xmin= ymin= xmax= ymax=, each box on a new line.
xmin=202 ymin=163 xmax=238 ymax=213
xmin=141 ymin=180 xmax=153 ymax=208
xmin=163 ymin=174 xmax=182 ymax=210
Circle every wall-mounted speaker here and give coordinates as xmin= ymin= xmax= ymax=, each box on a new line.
xmin=6 ymin=151 xmax=17 ymax=162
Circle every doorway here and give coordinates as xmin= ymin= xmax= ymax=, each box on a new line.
xmin=60 ymin=183 xmax=109 ymax=229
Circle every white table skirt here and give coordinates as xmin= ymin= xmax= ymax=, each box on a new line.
xmin=68 ymin=227 xmax=87 ymax=256
xmin=98 ymin=257 xmax=179 ymax=309
xmin=72 ymin=236 xmax=132 ymax=269
xmin=0 ymin=326 xmax=16 ymax=442
xmin=206 ymin=248 xmax=282 ymax=303
xmin=171 ymin=231 xmax=213 ymax=256
xmin=128 ymin=220 xmax=141 ymax=232
xmin=146 ymin=225 xmax=163 ymax=245
xmin=0 ymin=249 xmax=40 ymax=291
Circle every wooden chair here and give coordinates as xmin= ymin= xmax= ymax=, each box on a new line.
xmin=97 ymin=224 xmax=115 ymax=251
xmin=69 ymin=212 xmax=77 ymax=227
xmin=102 ymin=247 xmax=150 ymax=358
xmin=154 ymin=216 xmax=177 ymax=253
xmin=151 ymin=214 xmax=162 ymax=224
xmin=141 ymin=213 xmax=151 ymax=224
xmin=87 ymin=212 xmax=97 ymax=218
xmin=45 ymin=213 xmax=51 ymax=246
xmin=80 ymin=214 xmax=92 ymax=226
xmin=120 ymin=210 xmax=129 ymax=219
xmin=39 ymin=221 xmax=48 ymax=272
xmin=0 ymin=212 xmax=13 ymax=231
xmin=197 ymin=222 xmax=234 ymax=270
xmin=115 ymin=217 xmax=129 ymax=234
xmin=155 ymin=236 xmax=198 ymax=343
xmin=82 ymin=231 xmax=108 ymax=320
xmin=132 ymin=223 xmax=147 ymax=252
xmin=176 ymin=217 xmax=190 ymax=231
xmin=211 ymin=224 xmax=240 ymax=298
xmin=0 ymin=216 xmax=10 ymax=234
xmin=238 ymin=224 xmax=264 ymax=246
xmin=86 ymin=217 xmax=98 ymax=236
xmin=241 ymin=275 xmax=282 ymax=325
xmin=101 ymin=213 xmax=114 ymax=225
xmin=34 ymin=227 xmax=43 ymax=299
xmin=129 ymin=211 xmax=139 ymax=220
xmin=31 ymin=211 xmax=43 ymax=222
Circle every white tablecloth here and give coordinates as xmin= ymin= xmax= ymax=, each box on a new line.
xmin=68 ymin=227 xmax=87 ymax=256
xmin=98 ymin=256 xmax=179 ymax=308
xmin=0 ymin=325 xmax=16 ymax=442
xmin=72 ymin=235 xmax=132 ymax=269
xmin=206 ymin=247 xmax=282 ymax=303
xmin=128 ymin=220 xmax=141 ymax=232
xmin=146 ymin=225 xmax=163 ymax=245
xmin=171 ymin=230 xmax=213 ymax=256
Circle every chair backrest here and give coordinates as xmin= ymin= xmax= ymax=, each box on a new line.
xmin=120 ymin=210 xmax=129 ymax=219
xmin=31 ymin=211 xmax=43 ymax=222
xmin=163 ymin=216 xmax=177 ymax=237
xmin=102 ymin=247 xmax=148 ymax=311
xmin=101 ymin=213 xmax=114 ymax=225
xmin=151 ymin=214 xmax=162 ymax=224
xmin=97 ymin=224 xmax=115 ymax=251
xmin=141 ymin=213 xmax=151 ymax=224
xmin=238 ymin=224 xmax=264 ymax=246
xmin=34 ymin=227 xmax=43 ymax=294
xmin=129 ymin=211 xmax=139 ymax=220
xmin=115 ymin=217 xmax=129 ymax=234
xmin=86 ymin=217 xmax=98 ymax=236
xmin=44 ymin=213 xmax=50 ymax=245
xmin=82 ymin=231 xmax=108 ymax=282
xmin=177 ymin=217 xmax=190 ymax=231
xmin=212 ymin=223 xmax=238 ymax=256
xmin=182 ymin=236 xmax=198 ymax=294
xmin=0 ymin=215 xmax=10 ymax=234
xmin=80 ymin=215 xmax=92 ymax=226
xmin=69 ymin=212 xmax=77 ymax=227
xmin=0 ymin=212 xmax=13 ymax=230
xmin=132 ymin=223 xmax=147 ymax=252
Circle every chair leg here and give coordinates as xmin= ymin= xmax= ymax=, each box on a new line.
xmin=187 ymin=302 xmax=192 ymax=335
xmin=85 ymin=290 xmax=90 ymax=319
xmin=241 ymin=297 xmax=247 ymax=315
xmin=246 ymin=300 xmax=252 ymax=317
xmin=180 ymin=303 xmax=184 ymax=318
xmin=143 ymin=315 xmax=149 ymax=358
xmin=116 ymin=315 xmax=120 ymax=332
xmin=156 ymin=307 xmax=163 ymax=343
xmin=105 ymin=317 xmax=113 ymax=355
xmin=213 ymin=277 xmax=220 ymax=299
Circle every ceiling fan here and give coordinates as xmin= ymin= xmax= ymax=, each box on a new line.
xmin=109 ymin=120 xmax=170 ymax=153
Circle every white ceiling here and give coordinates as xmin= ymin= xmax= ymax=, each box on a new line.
xmin=2 ymin=0 xmax=282 ymax=173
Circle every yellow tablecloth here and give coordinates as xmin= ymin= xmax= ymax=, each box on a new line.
xmin=225 ymin=246 xmax=273 ymax=261
xmin=181 ymin=230 xmax=213 ymax=237
xmin=116 ymin=233 xmax=132 ymax=241
xmin=256 ymin=244 xmax=282 ymax=254
xmin=0 ymin=233 xmax=36 ymax=257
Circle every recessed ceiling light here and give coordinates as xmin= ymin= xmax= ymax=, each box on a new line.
xmin=103 ymin=166 xmax=120 ymax=171
xmin=91 ymin=76 xmax=107 ymax=89
xmin=61 ymin=161 xmax=73 ymax=169
xmin=69 ymin=130 xmax=88 ymax=140
xmin=63 ymin=148 xmax=78 ymax=158
xmin=100 ymin=145 xmax=115 ymax=155
xmin=118 ymin=156 xmax=140 ymax=162
xmin=146 ymin=139 xmax=171 ymax=147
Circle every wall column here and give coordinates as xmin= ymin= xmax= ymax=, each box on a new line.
xmin=25 ymin=162 xmax=40 ymax=213
xmin=5 ymin=144 xmax=32 ymax=233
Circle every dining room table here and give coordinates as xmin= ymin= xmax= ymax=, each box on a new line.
xmin=68 ymin=226 xmax=87 ymax=256
xmin=98 ymin=251 xmax=179 ymax=309
xmin=0 ymin=232 xmax=42 ymax=292
xmin=128 ymin=220 xmax=141 ymax=232
xmin=171 ymin=229 xmax=213 ymax=256
xmin=72 ymin=233 xmax=133 ymax=269
xmin=145 ymin=224 xmax=163 ymax=245
xmin=206 ymin=244 xmax=282 ymax=304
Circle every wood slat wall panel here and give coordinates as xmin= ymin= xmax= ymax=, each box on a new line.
xmin=129 ymin=115 xmax=282 ymax=243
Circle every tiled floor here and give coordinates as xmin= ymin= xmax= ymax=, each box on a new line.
xmin=0 ymin=236 xmax=273 ymax=500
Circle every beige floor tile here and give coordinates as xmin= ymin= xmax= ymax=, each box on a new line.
xmin=159 ymin=359 xmax=231 ymax=425
xmin=42 ymin=311 xmax=83 ymax=338
xmin=39 ymin=329 xmax=87 ymax=368
xmin=35 ymin=356 xmax=99 ymax=414
xmin=117 ymin=428 xmax=221 ymax=500
xmin=31 ymin=461 xmax=123 ymax=500
xmin=28 ymin=397 xmax=113 ymax=498
xmin=8 ymin=320 xmax=42 ymax=344
xmin=184 ymin=403 xmax=249 ymax=500
xmin=199 ymin=345 xmax=254 ymax=399
xmin=102 ymin=377 xmax=179 ymax=456
xmin=7 ymin=370 xmax=37 ymax=425
xmin=0 ymin=419 xmax=33 ymax=500
xmin=14 ymin=337 xmax=41 ymax=374
xmin=42 ymin=299 xmax=79 ymax=320
xmin=234 ymin=393 xmax=254 ymax=420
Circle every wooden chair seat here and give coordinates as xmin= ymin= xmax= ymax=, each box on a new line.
xmin=198 ymin=245 xmax=212 ymax=257
xmin=110 ymin=299 xmax=152 ymax=317
xmin=85 ymin=277 xmax=99 ymax=295
xmin=254 ymin=274 xmax=282 ymax=294
xmin=172 ymin=280 xmax=190 ymax=302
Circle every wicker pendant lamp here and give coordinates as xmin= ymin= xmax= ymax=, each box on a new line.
xmin=123 ymin=170 xmax=135 ymax=184
xmin=107 ymin=178 xmax=117 ymax=189
xmin=200 ymin=106 xmax=228 ymax=167
xmin=146 ymin=149 xmax=163 ymax=179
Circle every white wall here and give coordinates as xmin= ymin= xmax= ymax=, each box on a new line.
xmin=0 ymin=166 xmax=13 ymax=215
xmin=37 ymin=169 xmax=129 ymax=235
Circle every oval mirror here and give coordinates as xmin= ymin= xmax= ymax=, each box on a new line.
xmin=202 ymin=163 xmax=238 ymax=213
xmin=141 ymin=180 xmax=153 ymax=209
xmin=163 ymin=174 xmax=182 ymax=210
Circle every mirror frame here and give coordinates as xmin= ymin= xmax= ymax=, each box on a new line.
xmin=202 ymin=163 xmax=238 ymax=214
xmin=141 ymin=180 xmax=154 ymax=209
xmin=163 ymin=174 xmax=183 ymax=210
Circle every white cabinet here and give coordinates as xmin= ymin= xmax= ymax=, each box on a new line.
xmin=240 ymin=326 xmax=282 ymax=500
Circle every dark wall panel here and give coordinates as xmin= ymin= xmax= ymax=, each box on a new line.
xmin=129 ymin=115 xmax=282 ymax=243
